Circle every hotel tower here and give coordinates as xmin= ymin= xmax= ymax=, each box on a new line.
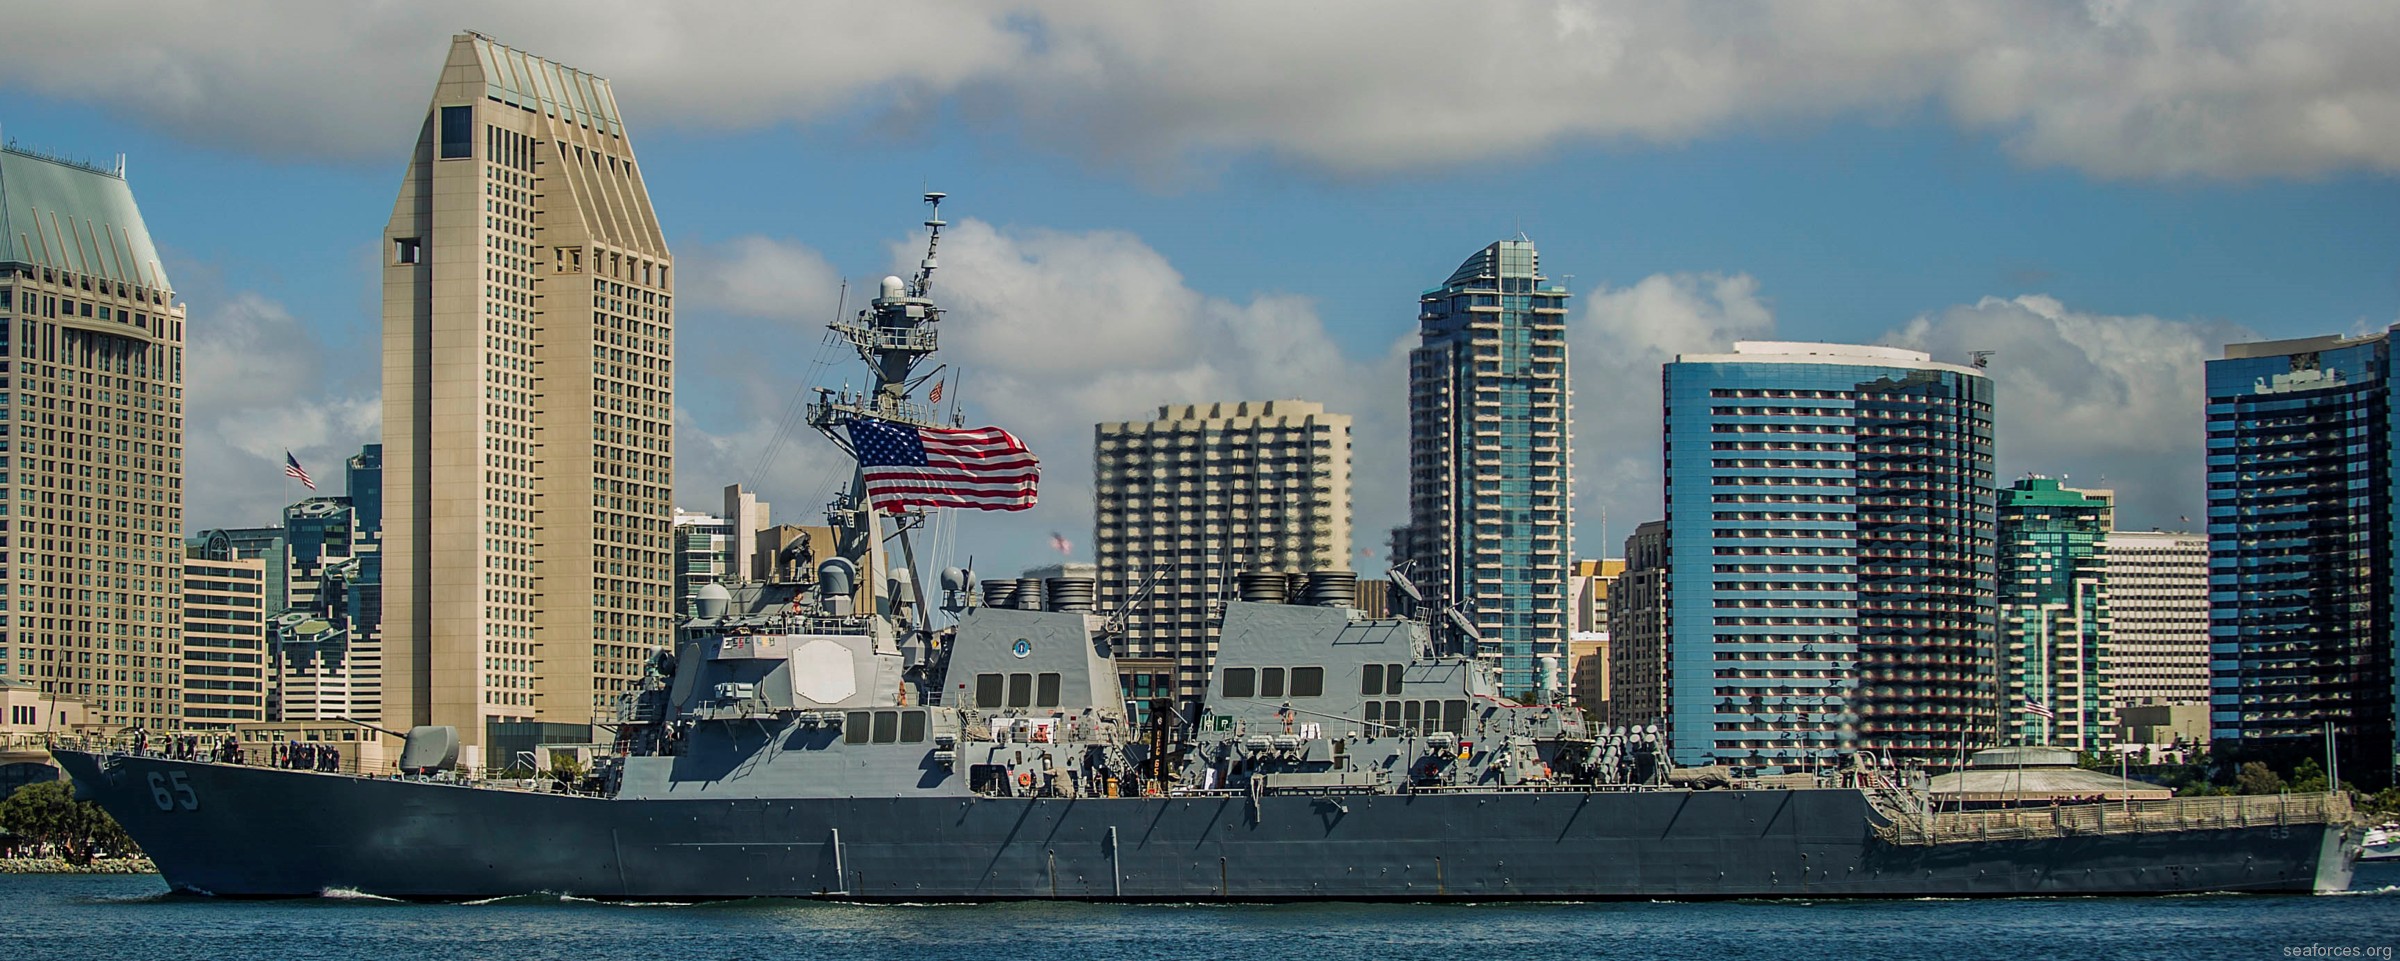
xmin=382 ymin=34 xmax=675 ymax=764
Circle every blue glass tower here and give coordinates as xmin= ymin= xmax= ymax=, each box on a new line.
xmin=2206 ymin=331 xmax=2397 ymax=786
xmin=1405 ymin=240 xmax=1572 ymax=697
xmin=1663 ymin=343 xmax=1996 ymax=770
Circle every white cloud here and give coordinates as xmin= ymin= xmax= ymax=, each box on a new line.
xmin=182 ymin=292 xmax=380 ymax=532
xmin=3 ymin=2 xmax=2396 ymax=179
xmin=1569 ymin=272 xmax=1777 ymax=550
xmin=1879 ymin=294 xmax=2254 ymax=530
xmin=679 ymin=236 xmax=844 ymax=321
xmin=1564 ymin=278 xmax=2249 ymax=552
xmin=669 ymin=220 xmax=1408 ymax=577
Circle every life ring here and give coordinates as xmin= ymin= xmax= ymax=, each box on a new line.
xmin=1017 ymin=771 xmax=1034 ymax=789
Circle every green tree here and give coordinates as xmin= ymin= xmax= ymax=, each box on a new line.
xmin=0 ymin=780 xmax=135 ymax=864
xmin=2235 ymin=761 xmax=2288 ymax=796
xmin=547 ymin=753 xmax=590 ymax=793
xmin=2289 ymin=758 xmax=2331 ymax=793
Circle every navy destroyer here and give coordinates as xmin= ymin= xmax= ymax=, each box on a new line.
xmin=55 ymin=196 xmax=2359 ymax=899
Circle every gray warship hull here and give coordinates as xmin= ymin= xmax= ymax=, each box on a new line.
xmin=57 ymin=751 xmax=2357 ymax=900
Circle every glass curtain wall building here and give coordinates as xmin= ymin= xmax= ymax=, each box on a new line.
xmin=2206 ymin=331 xmax=2398 ymax=786
xmin=1404 ymin=240 xmax=1571 ymax=697
xmin=1663 ymin=343 xmax=1996 ymax=770
xmin=1995 ymin=477 xmax=2114 ymax=750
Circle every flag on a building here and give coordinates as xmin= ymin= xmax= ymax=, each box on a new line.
xmin=1050 ymin=531 xmax=1073 ymax=555
xmin=847 ymin=417 xmax=1037 ymax=512
xmin=2022 ymin=698 xmax=2054 ymax=719
xmin=284 ymin=451 xmax=316 ymax=491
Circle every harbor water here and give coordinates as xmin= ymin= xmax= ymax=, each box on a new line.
xmin=11 ymin=863 xmax=2400 ymax=961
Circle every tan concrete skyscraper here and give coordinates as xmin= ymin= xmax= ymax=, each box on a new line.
xmin=382 ymin=34 xmax=674 ymax=765
xmin=1094 ymin=400 xmax=1352 ymax=705
xmin=2101 ymin=531 xmax=2209 ymax=708
xmin=0 ymin=146 xmax=185 ymax=730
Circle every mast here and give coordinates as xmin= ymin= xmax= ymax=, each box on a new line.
xmin=807 ymin=193 xmax=952 ymax=653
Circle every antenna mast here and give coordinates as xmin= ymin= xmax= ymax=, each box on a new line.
xmin=805 ymin=193 xmax=955 ymax=645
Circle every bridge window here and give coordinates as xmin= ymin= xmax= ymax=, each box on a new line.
xmin=844 ymin=711 xmax=870 ymax=744
xmin=1363 ymin=701 xmax=1382 ymax=727
xmin=1007 ymin=673 xmax=1033 ymax=708
xmin=900 ymin=710 xmax=928 ymax=743
xmin=1386 ymin=665 xmax=1405 ymax=695
xmin=1260 ymin=668 xmax=1285 ymax=698
xmin=1361 ymin=666 xmax=1383 ymax=697
xmin=1403 ymin=700 xmax=1421 ymax=731
xmin=1291 ymin=667 xmax=1324 ymax=698
xmin=1036 ymin=672 xmax=1062 ymax=708
xmin=1443 ymin=699 xmax=1468 ymax=734
xmin=975 ymin=673 xmax=1003 ymax=708
xmin=1223 ymin=668 xmax=1255 ymax=698
xmin=872 ymin=710 xmax=899 ymax=744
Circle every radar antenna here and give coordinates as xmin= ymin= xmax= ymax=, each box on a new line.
xmin=914 ymin=192 xmax=945 ymax=298
xmin=804 ymin=193 xmax=959 ymax=655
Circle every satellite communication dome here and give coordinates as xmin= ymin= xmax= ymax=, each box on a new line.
xmin=695 ymin=581 xmax=732 ymax=619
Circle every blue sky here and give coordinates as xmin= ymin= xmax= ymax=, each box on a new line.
xmin=2 ymin=2 xmax=2394 ymax=576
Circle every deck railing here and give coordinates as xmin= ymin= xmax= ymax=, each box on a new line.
xmin=43 ymin=735 xmax=625 ymax=795
xmin=1877 ymin=792 xmax=2355 ymax=845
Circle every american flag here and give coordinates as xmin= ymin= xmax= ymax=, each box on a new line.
xmin=847 ymin=417 xmax=1038 ymax=512
xmin=2022 ymin=698 xmax=2054 ymax=719
xmin=284 ymin=451 xmax=316 ymax=491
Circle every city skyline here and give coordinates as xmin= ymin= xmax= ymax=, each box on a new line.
xmin=0 ymin=8 xmax=2391 ymax=583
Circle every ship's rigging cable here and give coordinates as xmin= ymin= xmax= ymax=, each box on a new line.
xmin=744 ymin=283 xmax=851 ymax=493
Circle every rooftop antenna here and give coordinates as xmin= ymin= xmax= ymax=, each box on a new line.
xmin=914 ymin=192 xmax=946 ymax=298
xmin=1970 ymin=350 xmax=1995 ymax=369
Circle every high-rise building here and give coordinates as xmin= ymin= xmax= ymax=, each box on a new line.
xmin=0 ymin=145 xmax=186 ymax=728
xmin=274 ymin=445 xmax=384 ymax=723
xmin=1568 ymin=559 xmax=1624 ymax=717
xmin=2102 ymin=531 xmax=2209 ymax=709
xmin=193 ymin=447 xmax=384 ymax=724
xmin=2206 ymin=331 xmax=2398 ymax=784
xmin=194 ymin=527 xmax=288 ymax=610
xmin=1604 ymin=521 xmax=1669 ymax=731
xmin=1996 ymin=477 xmax=2113 ymax=750
xmin=722 ymin=484 xmax=770 ymax=583
xmin=1570 ymin=558 xmax=1627 ymax=635
xmin=1094 ymin=400 xmax=1353 ymax=704
xmin=670 ymin=508 xmax=731 ymax=618
xmin=181 ymin=554 xmax=267 ymax=730
xmin=382 ymin=34 xmax=675 ymax=765
xmin=1404 ymin=240 xmax=1572 ymax=696
xmin=670 ymin=485 xmax=774 ymax=617
xmin=1568 ymin=635 xmax=1608 ymax=713
xmin=1663 ymin=342 xmax=1996 ymax=770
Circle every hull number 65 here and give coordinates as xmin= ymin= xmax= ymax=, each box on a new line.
xmin=147 ymin=771 xmax=198 ymax=811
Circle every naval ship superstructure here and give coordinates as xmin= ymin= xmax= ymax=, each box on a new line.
xmin=55 ymin=196 xmax=2359 ymax=900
